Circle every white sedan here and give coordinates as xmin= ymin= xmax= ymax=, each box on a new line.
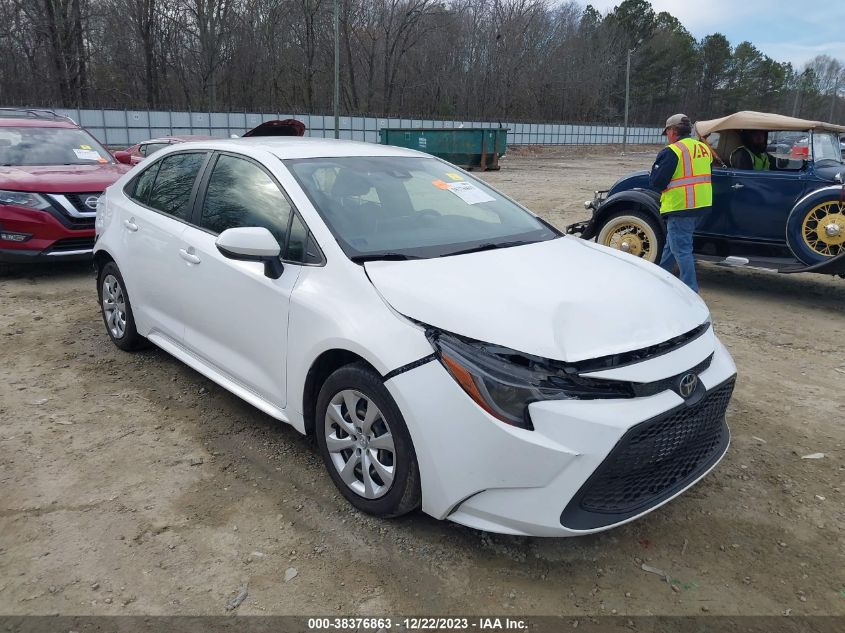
xmin=93 ymin=137 xmax=737 ymax=536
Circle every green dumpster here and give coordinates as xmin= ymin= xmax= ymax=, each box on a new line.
xmin=379 ymin=127 xmax=508 ymax=170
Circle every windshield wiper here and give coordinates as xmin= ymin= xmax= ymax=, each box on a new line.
xmin=440 ymin=240 xmax=533 ymax=257
xmin=350 ymin=252 xmax=422 ymax=263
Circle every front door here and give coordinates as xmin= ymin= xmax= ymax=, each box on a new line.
xmin=179 ymin=152 xmax=301 ymax=408
xmin=723 ymin=169 xmax=807 ymax=242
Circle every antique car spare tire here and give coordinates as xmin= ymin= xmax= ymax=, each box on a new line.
xmin=595 ymin=208 xmax=665 ymax=263
xmin=786 ymin=194 xmax=845 ymax=265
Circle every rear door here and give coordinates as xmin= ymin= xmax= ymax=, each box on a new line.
xmin=178 ymin=152 xmax=307 ymax=408
xmin=118 ymin=151 xmax=209 ymax=342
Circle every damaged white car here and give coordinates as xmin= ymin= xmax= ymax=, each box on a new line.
xmin=93 ymin=137 xmax=737 ymax=536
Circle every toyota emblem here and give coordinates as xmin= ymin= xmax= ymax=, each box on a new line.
xmin=678 ymin=373 xmax=698 ymax=398
xmin=84 ymin=195 xmax=100 ymax=210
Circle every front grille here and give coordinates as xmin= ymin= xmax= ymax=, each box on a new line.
xmin=44 ymin=192 xmax=101 ymax=230
xmin=561 ymin=378 xmax=735 ymax=530
xmin=49 ymin=237 xmax=95 ymax=252
xmin=64 ymin=192 xmax=102 ymax=214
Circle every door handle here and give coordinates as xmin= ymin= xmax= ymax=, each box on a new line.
xmin=123 ymin=218 xmax=139 ymax=232
xmin=179 ymin=248 xmax=201 ymax=265
xmin=731 ymin=183 xmax=745 ymax=190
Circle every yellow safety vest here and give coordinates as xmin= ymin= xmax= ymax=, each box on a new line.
xmin=731 ymin=146 xmax=770 ymax=170
xmin=660 ymin=138 xmax=713 ymax=214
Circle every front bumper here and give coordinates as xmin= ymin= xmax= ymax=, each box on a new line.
xmin=0 ymin=204 xmax=95 ymax=263
xmin=565 ymin=190 xmax=607 ymax=239
xmin=385 ymin=333 xmax=737 ymax=537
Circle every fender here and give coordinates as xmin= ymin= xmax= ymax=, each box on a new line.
xmin=792 ymin=184 xmax=845 ymax=210
xmin=578 ymin=189 xmax=661 ymax=239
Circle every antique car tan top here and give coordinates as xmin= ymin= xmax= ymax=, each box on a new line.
xmin=695 ymin=110 xmax=845 ymax=136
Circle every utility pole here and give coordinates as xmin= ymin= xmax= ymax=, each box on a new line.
xmin=792 ymin=71 xmax=805 ymax=117
xmin=622 ymin=48 xmax=633 ymax=154
xmin=830 ymin=75 xmax=840 ymax=122
xmin=333 ymin=0 xmax=340 ymax=139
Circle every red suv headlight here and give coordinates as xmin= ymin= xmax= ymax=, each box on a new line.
xmin=0 ymin=190 xmax=51 ymax=210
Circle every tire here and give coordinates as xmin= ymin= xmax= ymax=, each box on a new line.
xmin=786 ymin=196 xmax=845 ymax=265
xmin=595 ymin=208 xmax=665 ymax=263
xmin=97 ymin=261 xmax=147 ymax=351
xmin=315 ymin=363 xmax=421 ymax=518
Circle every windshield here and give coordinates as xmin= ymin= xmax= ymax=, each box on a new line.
xmin=812 ymin=131 xmax=844 ymax=164
xmin=285 ymin=156 xmax=558 ymax=259
xmin=0 ymin=126 xmax=113 ymax=166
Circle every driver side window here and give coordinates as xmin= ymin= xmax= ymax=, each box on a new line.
xmin=199 ymin=154 xmax=293 ymax=248
xmin=719 ymin=129 xmax=806 ymax=172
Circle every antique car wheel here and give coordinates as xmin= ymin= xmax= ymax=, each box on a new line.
xmin=595 ymin=209 xmax=665 ymax=263
xmin=786 ymin=198 xmax=845 ymax=265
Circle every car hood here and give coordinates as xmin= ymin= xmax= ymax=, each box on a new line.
xmin=364 ymin=237 xmax=709 ymax=363
xmin=608 ymin=169 xmax=650 ymax=195
xmin=813 ymin=163 xmax=845 ymax=182
xmin=0 ymin=164 xmax=130 ymax=193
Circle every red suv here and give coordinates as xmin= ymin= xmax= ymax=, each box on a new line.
xmin=0 ymin=109 xmax=129 ymax=264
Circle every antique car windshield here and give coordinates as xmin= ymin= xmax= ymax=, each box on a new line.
xmin=285 ymin=155 xmax=559 ymax=260
xmin=813 ymin=132 xmax=844 ymax=164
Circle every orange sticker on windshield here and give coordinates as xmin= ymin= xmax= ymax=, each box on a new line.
xmin=432 ymin=179 xmax=450 ymax=189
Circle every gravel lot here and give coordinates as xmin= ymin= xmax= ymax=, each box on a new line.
xmin=1 ymin=146 xmax=843 ymax=617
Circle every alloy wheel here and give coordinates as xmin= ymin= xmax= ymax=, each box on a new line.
xmin=324 ymin=389 xmax=396 ymax=499
xmin=102 ymin=274 xmax=127 ymax=339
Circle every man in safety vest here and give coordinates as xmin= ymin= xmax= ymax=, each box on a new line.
xmin=649 ymin=113 xmax=712 ymax=293
xmin=730 ymin=130 xmax=773 ymax=170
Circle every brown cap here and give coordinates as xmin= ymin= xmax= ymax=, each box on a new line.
xmin=662 ymin=113 xmax=691 ymax=135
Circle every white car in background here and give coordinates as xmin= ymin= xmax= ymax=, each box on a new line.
xmin=93 ymin=138 xmax=737 ymax=536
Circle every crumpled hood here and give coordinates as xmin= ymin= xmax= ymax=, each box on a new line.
xmin=0 ymin=164 xmax=130 ymax=193
xmin=365 ymin=237 xmax=709 ymax=363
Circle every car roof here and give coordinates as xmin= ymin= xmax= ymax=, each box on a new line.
xmin=0 ymin=118 xmax=78 ymax=129
xmin=696 ymin=110 xmax=845 ymax=136
xmin=0 ymin=108 xmax=79 ymax=128
xmin=168 ymin=136 xmax=428 ymax=160
xmin=141 ymin=135 xmax=218 ymax=144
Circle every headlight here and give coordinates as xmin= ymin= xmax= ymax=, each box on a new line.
xmin=0 ymin=190 xmax=51 ymax=210
xmin=428 ymin=331 xmax=633 ymax=429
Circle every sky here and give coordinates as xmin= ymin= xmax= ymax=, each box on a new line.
xmin=586 ymin=0 xmax=845 ymax=68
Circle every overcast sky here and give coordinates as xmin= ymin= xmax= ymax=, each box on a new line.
xmin=586 ymin=0 xmax=845 ymax=68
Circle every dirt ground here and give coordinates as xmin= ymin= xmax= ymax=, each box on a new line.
xmin=1 ymin=146 xmax=843 ymax=618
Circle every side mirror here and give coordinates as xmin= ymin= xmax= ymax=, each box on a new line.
xmin=215 ymin=226 xmax=283 ymax=279
xmin=113 ymin=150 xmax=132 ymax=165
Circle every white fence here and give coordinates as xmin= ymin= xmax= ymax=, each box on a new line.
xmin=37 ymin=108 xmax=664 ymax=147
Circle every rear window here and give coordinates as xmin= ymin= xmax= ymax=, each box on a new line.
xmin=0 ymin=126 xmax=113 ymax=166
xmin=145 ymin=152 xmax=207 ymax=221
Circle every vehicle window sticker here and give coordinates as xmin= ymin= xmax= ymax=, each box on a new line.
xmin=445 ymin=181 xmax=495 ymax=205
xmin=445 ymin=172 xmax=463 ymax=181
xmin=73 ymin=148 xmax=102 ymax=161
